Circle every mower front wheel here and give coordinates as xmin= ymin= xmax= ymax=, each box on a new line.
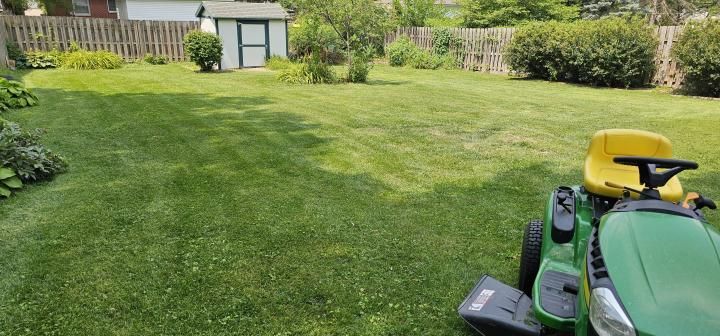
xmin=518 ymin=219 xmax=543 ymax=297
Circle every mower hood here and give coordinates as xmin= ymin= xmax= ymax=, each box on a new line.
xmin=599 ymin=210 xmax=720 ymax=335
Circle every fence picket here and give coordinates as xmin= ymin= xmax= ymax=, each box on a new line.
xmin=0 ymin=15 xmax=198 ymax=62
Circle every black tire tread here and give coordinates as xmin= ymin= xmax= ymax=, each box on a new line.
xmin=518 ymin=219 xmax=543 ymax=297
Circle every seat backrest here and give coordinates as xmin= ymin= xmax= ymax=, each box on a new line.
xmin=586 ymin=129 xmax=673 ymax=164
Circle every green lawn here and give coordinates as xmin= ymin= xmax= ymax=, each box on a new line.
xmin=1 ymin=63 xmax=719 ymax=335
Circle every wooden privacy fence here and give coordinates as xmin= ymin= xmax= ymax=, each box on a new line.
xmin=386 ymin=26 xmax=685 ymax=88
xmin=1 ymin=15 xmax=200 ymax=62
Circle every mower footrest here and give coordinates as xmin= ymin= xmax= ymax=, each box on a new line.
xmin=539 ymin=270 xmax=579 ymax=319
xmin=458 ymin=275 xmax=541 ymax=336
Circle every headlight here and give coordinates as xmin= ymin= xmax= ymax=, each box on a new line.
xmin=589 ymin=287 xmax=635 ymax=336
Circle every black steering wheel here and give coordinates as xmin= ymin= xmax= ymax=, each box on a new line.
xmin=613 ymin=156 xmax=698 ymax=189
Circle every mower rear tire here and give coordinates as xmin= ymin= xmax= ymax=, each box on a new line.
xmin=518 ymin=219 xmax=543 ymax=297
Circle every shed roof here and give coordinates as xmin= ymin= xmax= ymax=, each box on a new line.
xmin=196 ymin=1 xmax=288 ymax=20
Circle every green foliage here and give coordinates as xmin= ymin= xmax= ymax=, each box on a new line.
xmin=392 ymin=0 xmax=440 ymax=26
xmin=386 ymin=36 xmax=457 ymax=70
xmin=673 ymin=20 xmax=720 ymax=97
xmin=293 ymin=0 xmax=391 ymax=55
xmin=143 ymin=54 xmax=169 ymax=65
xmin=581 ymin=0 xmax=645 ymax=19
xmin=183 ymin=30 xmax=223 ymax=72
xmin=1 ymin=0 xmax=28 ymax=14
xmin=0 ymin=119 xmax=67 ymax=182
xmin=266 ymin=56 xmax=293 ymax=71
xmin=386 ymin=36 xmax=419 ymax=66
xmin=431 ymin=28 xmax=460 ymax=55
xmin=505 ymin=18 xmax=657 ymax=88
xmin=0 ymin=166 xmax=23 ymax=197
xmin=408 ymin=50 xmax=457 ymax=70
xmin=0 ymin=78 xmax=39 ymax=112
xmin=18 ymin=50 xmax=63 ymax=69
xmin=278 ymin=54 xmax=337 ymax=84
xmin=60 ymin=50 xmax=123 ymax=70
xmin=346 ymin=48 xmax=374 ymax=83
xmin=289 ymin=16 xmax=344 ymax=64
xmin=461 ymin=0 xmax=579 ymax=28
xmin=5 ymin=42 xmax=24 ymax=61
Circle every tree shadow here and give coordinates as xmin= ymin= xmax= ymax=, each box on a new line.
xmin=0 ymin=86 xmax=584 ymax=335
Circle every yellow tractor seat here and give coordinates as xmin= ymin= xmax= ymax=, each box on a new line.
xmin=584 ymin=129 xmax=683 ymax=202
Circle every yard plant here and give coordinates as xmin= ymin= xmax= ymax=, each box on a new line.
xmin=673 ymin=20 xmax=720 ymax=97
xmin=183 ymin=30 xmax=223 ymax=71
xmin=0 ymin=78 xmax=38 ymax=111
xmin=0 ymin=63 xmax=718 ymax=335
xmin=505 ymin=18 xmax=657 ymax=88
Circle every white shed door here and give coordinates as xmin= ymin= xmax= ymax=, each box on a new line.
xmin=239 ymin=22 xmax=268 ymax=67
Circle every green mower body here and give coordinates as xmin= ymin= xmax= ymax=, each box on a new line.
xmin=458 ymin=131 xmax=719 ymax=336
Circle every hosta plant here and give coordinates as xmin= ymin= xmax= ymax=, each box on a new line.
xmin=0 ymin=78 xmax=39 ymax=111
xmin=0 ymin=166 xmax=22 ymax=197
xmin=0 ymin=119 xmax=67 ymax=182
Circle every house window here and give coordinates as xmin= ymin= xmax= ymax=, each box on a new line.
xmin=107 ymin=0 xmax=117 ymax=12
xmin=72 ymin=0 xmax=90 ymax=16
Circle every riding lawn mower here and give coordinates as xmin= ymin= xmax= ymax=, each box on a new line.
xmin=458 ymin=129 xmax=719 ymax=336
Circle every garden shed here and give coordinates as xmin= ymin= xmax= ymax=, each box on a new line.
xmin=197 ymin=1 xmax=289 ymax=69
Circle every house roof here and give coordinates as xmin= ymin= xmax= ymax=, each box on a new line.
xmin=196 ymin=1 xmax=288 ymax=20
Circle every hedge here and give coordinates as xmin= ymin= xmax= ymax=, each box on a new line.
xmin=505 ymin=18 xmax=658 ymax=88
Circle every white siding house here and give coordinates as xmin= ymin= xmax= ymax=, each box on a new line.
xmin=197 ymin=1 xmax=288 ymax=69
xmin=116 ymin=0 xmax=212 ymax=21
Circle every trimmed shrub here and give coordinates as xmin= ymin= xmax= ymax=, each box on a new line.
xmin=0 ymin=119 xmax=67 ymax=182
xmin=278 ymin=54 xmax=337 ymax=84
xmin=184 ymin=30 xmax=223 ymax=71
xmin=505 ymin=18 xmax=657 ymax=88
xmin=0 ymin=78 xmax=39 ymax=111
xmin=61 ymin=50 xmax=123 ymax=70
xmin=266 ymin=56 xmax=293 ymax=71
xmin=386 ymin=36 xmax=419 ymax=66
xmin=143 ymin=54 xmax=169 ymax=65
xmin=673 ymin=20 xmax=720 ymax=97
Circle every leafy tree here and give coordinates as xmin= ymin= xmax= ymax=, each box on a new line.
xmin=459 ymin=0 xmax=579 ymax=27
xmin=293 ymin=0 xmax=391 ymax=79
xmin=392 ymin=0 xmax=440 ymax=26
xmin=1 ymin=0 xmax=28 ymax=14
xmin=36 ymin=0 xmax=72 ymax=14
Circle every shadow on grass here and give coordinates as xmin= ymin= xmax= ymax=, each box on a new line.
xmin=0 ymin=86 xmax=584 ymax=335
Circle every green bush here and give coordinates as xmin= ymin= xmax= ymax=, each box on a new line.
xmin=61 ymin=50 xmax=123 ymax=70
xmin=278 ymin=54 xmax=337 ymax=84
xmin=0 ymin=166 xmax=23 ymax=197
xmin=408 ymin=50 xmax=457 ymax=70
xmin=289 ymin=16 xmax=344 ymax=64
xmin=431 ymin=28 xmax=460 ymax=56
xmin=0 ymin=78 xmax=39 ymax=111
xmin=0 ymin=119 xmax=67 ymax=183
xmin=505 ymin=18 xmax=657 ymax=88
xmin=143 ymin=54 xmax=169 ymax=65
xmin=266 ymin=56 xmax=293 ymax=71
xmin=184 ymin=30 xmax=223 ymax=71
xmin=673 ymin=20 xmax=720 ymax=97
xmin=347 ymin=50 xmax=373 ymax=83
xmin=386 ymin=36 xmax=420 ymax=67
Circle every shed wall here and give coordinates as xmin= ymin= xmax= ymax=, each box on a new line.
xmin=268 ymin=20 xmax=287 ymax=58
